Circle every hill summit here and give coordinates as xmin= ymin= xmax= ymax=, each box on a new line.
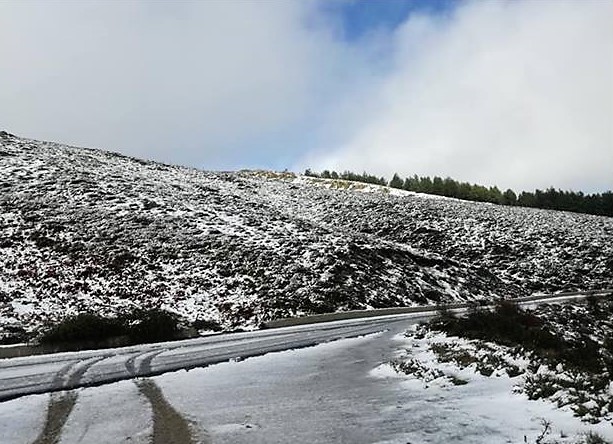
xmin=1 ymin=132 xmax=611 ymax=341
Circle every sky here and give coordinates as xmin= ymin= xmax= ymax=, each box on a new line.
xmin=1 ymin=0 xmax=611 ymax=193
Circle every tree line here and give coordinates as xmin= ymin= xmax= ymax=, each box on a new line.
xmin=304 ymin=169 xmax=613 ymax=217
xmin=304 ymin=169 xmax=387 ymax=186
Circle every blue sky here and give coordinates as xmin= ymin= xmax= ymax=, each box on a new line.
xmin=0 ymin=0 xmax=611 ymax=192
xmin=326 ymin=0 xmax=457 ymax=41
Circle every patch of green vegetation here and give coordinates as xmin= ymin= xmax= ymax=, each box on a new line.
xmin=430 ymin=343 xmax=479 ymax=367
xmin=329 ymin=179 xmax=356 ymax=190
xmin=389 ymin=358 xmax=444 ymax=381
xmin=430 ymin=341 xmax=522 ymax=377
xmin=249 ymin=170 xmax=296 ymax=181
xmin=448 ymin=375 xmax=469 ymax=386
xmin=390 ymin=352 xmax=474 ymax=386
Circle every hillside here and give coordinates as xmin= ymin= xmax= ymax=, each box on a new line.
xmin=1 ymin=132 xmax=612 ymax=342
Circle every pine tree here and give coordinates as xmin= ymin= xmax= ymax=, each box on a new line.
xmin=389 ymin=173 xmax=404 ymax=189
xmin=502 ymin=189 xmax=517 ymax=205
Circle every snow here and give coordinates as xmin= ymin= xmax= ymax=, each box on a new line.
xmin=0 ymin=360 xmax=67 ymax=381
xmin=1 ymin=133 xmax=612 ymax=341
xmin=156 ymin=328 xmax=612 ymax=443
xmin=59 ymin=381 xmax=151 ymax=444
xmin=378 ymin=327 xmax=613 ymax=443
xmin=0 ymin=393 xmax=47 ymax=444
xmin=0 ymin=325 xmax=610 ymax=443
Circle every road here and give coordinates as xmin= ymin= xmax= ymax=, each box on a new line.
xmin=0 ymin=293 xmax=610 ymax=444
xmin=0 ymin=313 xmax=431 ymax=403
xmin=1 ymin=290 xmax=610 ymax=402
xmin=0 ymin=316 xmax=425 ymax=444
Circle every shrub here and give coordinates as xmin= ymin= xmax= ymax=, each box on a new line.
xmin=432 ymin=301 xmax=605 ymax=374
xmin=524 ymin=373 xmax=558 ymax=400
xmin=583 ymin=432 xmax=609 ymax=444
xmin=39 ymin=308 xmax=189 ymax=349
xmin=123 ymin=308 xmax=184 ymax=344
xmin=39 ymin=313 xmax=126 ymax=345
xmin=0 ymin=325 xmax=29 ymax=345
xmin=192 ymin=318 xmax=222 ymax=332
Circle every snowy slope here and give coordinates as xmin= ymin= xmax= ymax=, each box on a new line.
xmin=1 ymin=131 xmax=612 ymax=340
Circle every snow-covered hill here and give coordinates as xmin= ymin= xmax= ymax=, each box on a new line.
xmin=1 ymin=131 xmax=611 ymax=341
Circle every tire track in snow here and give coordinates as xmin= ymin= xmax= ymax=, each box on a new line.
xmin=129 ymin=349 xmax=208 ymax=444
xmin=32 ymin=391 xmax=78 ymax=444
xmin=136 ymin=379 xmax=207 ymax=444
xmin=63 ymin=356 xmax=109 ymax=389
xmin=138 ymin=350 xmax=164 ymax=375
xmin=125 ymin=349 xmax=166 ymax=377
xmin=31 ymin=356 xmax=110 ymax=444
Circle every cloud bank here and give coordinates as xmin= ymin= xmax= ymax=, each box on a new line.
xmin=1 ymin=1 xmax=611 ymax=192
xmin=0 ymin=1 xmax=362 ymax=169
xmin=302 ymin=0 xmax=613 ymax=192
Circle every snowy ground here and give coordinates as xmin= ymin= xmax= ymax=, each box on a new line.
xmin=1 ymin=322 xmax=609 ymax=444
xmin=2 ymin=132 xmax=612 ymax=341
xmin=376 ymin=329 xmax=612 ymax=443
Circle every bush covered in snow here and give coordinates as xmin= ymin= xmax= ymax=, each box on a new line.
xmin=391 ymin=298 xmax=613 ymax=426
xmin=39 ymin=312 xmax=126 ymax=346
xmin=433 ymin=299 xmax=612 ymax=375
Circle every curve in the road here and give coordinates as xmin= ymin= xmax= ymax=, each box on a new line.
xmin=2 ymin=290 xmax=609 ymax=404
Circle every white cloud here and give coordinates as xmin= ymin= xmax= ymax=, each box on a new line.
xmin=302 ymin=0 xmax=613 ymax=192
xmin=2 ymin=1 xmax=611 ymax=192
xmin=0 ymin=1 xmax=355 ymax=169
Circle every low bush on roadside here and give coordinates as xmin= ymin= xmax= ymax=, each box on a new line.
xmin=39 ymin=308 xmax=191 ymax=349
xmin=422 ymin=298 xmax=613 ymax=424
xmin=192 ymin=318 xmax=223 ymax=332
xmin=0 ymin=324 xmax=29 ymax=345
xmin=39 ymin=313 xmax=126 ymax=345
xmin=432 ymin=300 xmax=608 ymax=374
xmin=123 ymin=308 xmax=184 ymax=344
xmin=582 ymin=432 xmax=610 ymax=444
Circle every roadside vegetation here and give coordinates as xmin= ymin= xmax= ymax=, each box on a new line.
xmin=527 ymin=420 xmax=610 ymax=444
xmin=432 ymin=299 xmax=612 ymax=376
xmin=390 ymin=297 xmax=613 ymax=432
xmin=37 ymin=308 xmax=200 ymax=351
